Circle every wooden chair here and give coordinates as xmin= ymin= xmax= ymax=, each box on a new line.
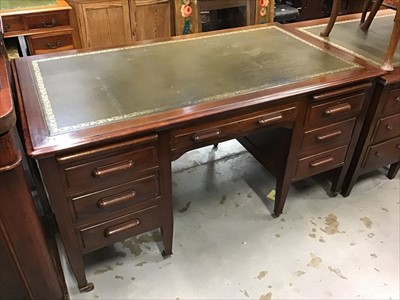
xmin=320 ymin=0 xmax=400 ymax=71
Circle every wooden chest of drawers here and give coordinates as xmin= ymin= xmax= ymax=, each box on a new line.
xmin=1 ymin=0 xmax=74 ymax=56
xmin=342 ymin=70 xmax=400 ymax=196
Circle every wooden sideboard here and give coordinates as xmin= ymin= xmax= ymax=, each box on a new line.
xmin=67 ymin=0 xmax=172 ymax=49
xmin=0 ymin=0 xmax=75 ymax=56
xmin=13 ymin=23 xmax=384 ymax=291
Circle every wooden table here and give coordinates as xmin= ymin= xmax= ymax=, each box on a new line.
xmin=0 ymin=0 xmax=74 ymax=56
xmin=288 ymin=10 xmax=400 ymax=196
xmin=13 ymin=24 xmax=384 ymax=291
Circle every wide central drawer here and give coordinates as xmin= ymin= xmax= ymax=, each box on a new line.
xmin=171 ymin=103 xmax=297 ymax=154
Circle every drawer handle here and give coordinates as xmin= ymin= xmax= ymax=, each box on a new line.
xmin=47 ymin=40 xmax=62 ymax=49
xmin=4 ymin=24 xmax=10 ymax=32
xmin=309 ymin=156 xmax=335 ymax=168
xmin=386 ymin=124 xmax=394 ymax=131
xmin=257 ymin=113 xmax=283 ymax=125
xmin=97 ymin=191 xmax=136 ymax=208
xmin=395 ymin=96 xmax=400 ymax=102
xmin=316 ymin=129 xmax=343 ymax=141
xmin=104 ymin=219 xmax=140 ymax=237
xmin=324 ymin=103 xmax=352 ymax=116
xmin=396 ymin=144 xmax=400 ymax=149
xmin=192 ymin=129 xmax=221 ymax=142
xmin=374 ymin=151 xmax=382 ymax=157
xmin=40 ymin=19 xmax=57 ymax=28
xmin=92 ymin=160 xmax=134 ymax=178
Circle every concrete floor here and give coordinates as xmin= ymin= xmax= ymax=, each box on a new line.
xmin=61 ymin=140 xmax=400 ymax=300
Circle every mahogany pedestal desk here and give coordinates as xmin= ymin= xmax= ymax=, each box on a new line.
xmin=289 ymin=11 xmax=400 ymax=196
xmin=13 ymin=24 xmax=384 ymax=291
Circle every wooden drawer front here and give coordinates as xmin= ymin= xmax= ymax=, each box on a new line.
xmin=28 ymin=32 xmax=74 ymax=55
xmin=77 ymin=205 xmax=161 ymax=252
xmin=301 ymin=118 xmax=356 ymax=153
xmin=362 ymin=137 xmax=400 ymax=169
xmin=382 ymin=88 xmax=400 ymax=115
xmin=306 ymin=93 xmax=365 ymax=126
xmin=24 ymin=11 xmax=70 ymax=30
xmin=294 ymin=145 xmax=348 ymax=180
xmin=71 ymin=173 xmax=160 ymax=221
xmin=171 ymin=104 xmax=297 ymax=152
xmin=372 ymin=113 xmax=400 ymax=144
xmin=62 ymin=146 xmax=158 ymax=195
xmin=2 ymin=16 xmax=24 ymax=35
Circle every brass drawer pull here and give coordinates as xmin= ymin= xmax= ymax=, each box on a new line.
xmin=395 ymin=96 xmax=400 ymax=102
xmin=97 ymin=191 xmax=136 ymax=208
xmin=4 ymin=24 xmax=10 ymax=32
xmin=374 ymin=151 xmax=382 ymax=157
xmin=104 ymin=219 xmax=140 ymax=237
xmin=257 ymin=113 xmax=283 ymax=125
xmin=396 ymin=144 xmax=400 ymax=149
xmin=192 ymin=129 xmax=221 ymax=142
xmin=309 ymin=156 xmax=335 ymax=167
xmin=316 ymin=129 xmax=343 ymax=141
xmin=386 ymin=124 xmax=394 ymax=130
xmin=47 ymin=40 xmax=62 ymax=49
xmin=92 ymin=160 xmax=134 ymax=178
xmin=324 ymin=103 xmax=352 ymax=116
xmin=40 ymin=19 xmax=57 ymax=28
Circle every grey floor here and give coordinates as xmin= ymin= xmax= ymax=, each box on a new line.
xmin=61 ymin=140 xmax=400 ymax=300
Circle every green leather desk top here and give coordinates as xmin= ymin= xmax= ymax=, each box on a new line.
xmin=28 ymin=26 xmax=359 ymax=135
xmin=299 ymin=13 xmax=400 ymax=68
xmin=0 ymin=0 xmax=56 ymax=10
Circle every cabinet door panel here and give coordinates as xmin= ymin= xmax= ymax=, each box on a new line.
xmin=134 ymin=0 xmax=171 ymax=41
xmin=81 ymin=0 xmax=133 ymax=48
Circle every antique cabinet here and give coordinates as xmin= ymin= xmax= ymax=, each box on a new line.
xmin=67 ymin=0 xmax=172 ymax=48
xmin=130 ymin=0 xmax=172 ymax=41
xmin=67 ymin=0 xmax=133 ymax=48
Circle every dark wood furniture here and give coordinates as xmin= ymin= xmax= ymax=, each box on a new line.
xmin=0 ymin=35 xmax=67 ymax=300
xmin=13 ymin=24 xmax=384 ymax=291
xmin=289 ymin=11 xmax=400 ymax=196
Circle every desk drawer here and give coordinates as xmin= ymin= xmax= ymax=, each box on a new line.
xmin=62 ymin=146 xmax=157 ymax=194
xmin=301 ymin=118 xmax=355 ymax=153
xmin=27 ymin=31 xmax=74 ymax=55
xmin=2 ymin=16 xmax=24 ymax=35
xmin=77 ymin=205 xmax=161 ymax=252
xmin=294 ymin=145 xmax=348 ymax=180
xmin=362 ymin=137 xmax=400 ymax=169
xmin=71 ymin=173 xmax=160 ymax=221
xmin=372 ymin=113 xmax=400 ymax=144
xmin=306 ymin=93 xmax=365 ymax=126
xmin=24 ymin=11 xmax=70 ymax=30
xmin=171 ymin=104 xmax=297 ymax=152
xmin=382 ymin=88 xmax=400 ymax=115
